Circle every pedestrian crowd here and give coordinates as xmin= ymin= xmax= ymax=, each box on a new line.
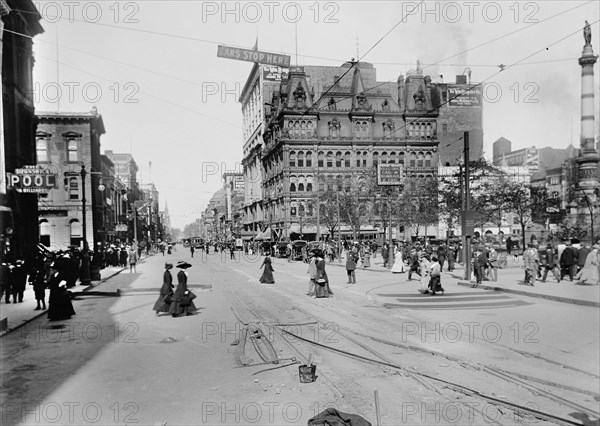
xmin=519 ymin=239 xmax=600 ymax=286
xmin=1 ymin=240 xmax=147 ymax=321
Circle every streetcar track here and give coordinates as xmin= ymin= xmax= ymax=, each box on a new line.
xmin=224 ymin=261 xmax=597 ymax=424
xmin=225 ymin=283 xmax=575 ymax=424
xmin=281 ymin=304 xmax=587 ymax=425
xmin=348 ymin=330 xmax=600 ymax=400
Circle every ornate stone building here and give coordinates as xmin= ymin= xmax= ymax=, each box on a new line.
xmin=262 ymin=61 xmax=440 ymax=240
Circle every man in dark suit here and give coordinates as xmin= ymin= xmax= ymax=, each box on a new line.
xmin=559 ymin=241 xmax=578 ymax=281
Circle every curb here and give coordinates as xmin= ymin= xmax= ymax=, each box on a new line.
xmin=0 ymin=267 xmax=127 ymax=338
xmin=325 ymin=261 xmax=391 ymax=273
xmin=457 ymin=281 xmax=600 ymax=308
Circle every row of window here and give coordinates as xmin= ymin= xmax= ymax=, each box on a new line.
xmin=39 ymin=219 xmax=82 ymax=247
xmin=289 ymin=183 xmax=313 ymax=192
xmin=288 ymin=151 xmax=435 ymax=168
xmin=37 ymin=138 xmax=80 ymax=163
xmin=406 ymin=122 xmax=435 ymax=138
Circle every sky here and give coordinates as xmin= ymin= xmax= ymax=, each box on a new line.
xmin=30 ymin=0 xmax=600 ymax=229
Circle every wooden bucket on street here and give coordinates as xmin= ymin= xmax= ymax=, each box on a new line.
xmin=298 ymin=364 xmax=317 ymax=383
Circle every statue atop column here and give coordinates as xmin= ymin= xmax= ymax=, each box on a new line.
xmin=584 ymin=20 xmax=591 ymax=46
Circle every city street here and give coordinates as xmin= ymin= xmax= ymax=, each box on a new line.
xmin=2 ymin=2 xmax=600 ymax=426
xmin=1 ymin=250 xmax=598 ymax=425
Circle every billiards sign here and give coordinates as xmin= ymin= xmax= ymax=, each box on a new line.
xmin=7 ymin=165 xmax=57 ymax=193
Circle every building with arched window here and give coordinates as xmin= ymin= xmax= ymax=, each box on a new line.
xmin=35 ymin=109 xmax=106 ymax=250
xmin=260 ymin=61 xmax=441 ymax=241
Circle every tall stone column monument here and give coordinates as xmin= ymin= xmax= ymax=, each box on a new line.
xmin=574 ymin=21 xmax=599 ymax=236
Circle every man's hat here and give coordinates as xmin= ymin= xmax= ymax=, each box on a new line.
xmin=176 ymin=261 xmax=192 ymax=269
xmin=165 ymin=263 xmax=173 ymax=269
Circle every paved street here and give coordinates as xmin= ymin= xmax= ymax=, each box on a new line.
xmin=1 ymin=249 xmax=599 ymax=425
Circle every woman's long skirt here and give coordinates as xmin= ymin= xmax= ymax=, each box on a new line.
xmin=47 ymin=288 xmax=76 ymax=320
xmin=259 ymin=268 xmax=275 ymax=284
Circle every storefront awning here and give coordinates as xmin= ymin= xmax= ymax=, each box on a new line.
xmin=288 ymin=224 xmax=329 ymax=235
xmin=254 ymin=227 xmax=274 ymax=241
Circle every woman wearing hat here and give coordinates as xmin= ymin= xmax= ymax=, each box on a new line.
xmin=575 ymin=244 xmax=600 ymax=285
xmin=391 ymin=244 xmax=406 ymax=274
xmin=259 ymin=254 xmax=275 ymax=284
xmin=153 ymin=263 xmax=174 ymax=315
xmin=47 ymin=261 xmax=76 ymax=321
xmin=419 ymin=253 xmax=431 ymax=293
xmin=169 ymin=261 xmax=197 ymax=317
xmin=314 ymin=250 xmax=333 ymax=297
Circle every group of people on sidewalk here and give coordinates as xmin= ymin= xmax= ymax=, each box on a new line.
xmin=512 ymin=240 xmax=600 ymax=286
xmin=1 ymin=250 xmax=76 ymax=319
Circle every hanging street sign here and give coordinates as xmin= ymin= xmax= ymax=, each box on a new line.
xmin=6 ymin=165 xmax=57 ymax=193
xmin=377 ymin=164 xmax=404 ymax=186
xmin=217 ymin=45 xmax=291 ymax=67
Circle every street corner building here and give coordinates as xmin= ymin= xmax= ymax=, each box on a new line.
xmin=239 ymin=60 xmax=483 ymax=241
xmin=34 ymin=110 xmax=106 ymax=251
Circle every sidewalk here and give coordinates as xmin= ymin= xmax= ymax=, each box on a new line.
xmin=326 ymin=255 xmax=600 ymax=307
xmin=0 ymin=265 xmax=127 ymax=337
xmin=324 ymin=253 xmax=391 ymax=273
xmin=455 ymin=265 xmax=600 ymax=308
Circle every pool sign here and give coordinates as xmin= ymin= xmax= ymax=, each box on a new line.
xmin=217 ymin=45 xmax=291 ymax=67
xmin=7 ymin=165 xmax=56 ymax=193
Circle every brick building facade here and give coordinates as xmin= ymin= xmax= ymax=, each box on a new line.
xmin=35 ymin=110 xmax=106 ymax=250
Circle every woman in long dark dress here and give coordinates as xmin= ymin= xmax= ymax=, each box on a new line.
xmin=47 ymin=262 xmax=76 ymax=321
xmin=169 ymin=261 xmax=197 ymax=317
xmin=315 ymin=251 xmax=333 ymax=297
xmin=259 ymin=255 xmax=275 ymax=284
xmin=153 ymin=263 xmax=174 ymax=315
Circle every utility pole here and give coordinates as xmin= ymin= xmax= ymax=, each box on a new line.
xmin=80 ymin=165 xmax=91 ymax=286
xmin=463 ymin=131 xmax=472 ymax=281
xmin=387 ymin=187 xmax=394 ymax=269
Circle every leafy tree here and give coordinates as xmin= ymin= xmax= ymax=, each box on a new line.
xmin=399 ymin=177 xmax=439 ymax=238
xmin=438 ymin=159 xmax=521 ymax=235
xmin=316 ymin=186 xmax=341 ymax=240
xmin=499 ymin=181 xmax=549 ymax=245
xmin=338 ymin=175 xmax=373 ymax=240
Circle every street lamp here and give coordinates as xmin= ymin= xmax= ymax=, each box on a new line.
xmin=78 ymin=164 xmax=116 ymax=284
xmin=79 ymin=164 xmax=91 ymax=285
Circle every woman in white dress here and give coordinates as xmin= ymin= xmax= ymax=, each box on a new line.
xmin=575 ymin=244 xmax=600 ymax=285
xmin=419 ymin=254 xmax=431 ymax=293
xmin=391 ymin=245 xmax=405 ymax=273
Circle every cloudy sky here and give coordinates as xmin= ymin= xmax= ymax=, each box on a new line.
xmin=31 ymin=0 xmax=600 ymax=229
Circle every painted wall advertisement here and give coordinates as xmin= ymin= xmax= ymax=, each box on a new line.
xmin=448 ymin=85 xmax=482 ymax=106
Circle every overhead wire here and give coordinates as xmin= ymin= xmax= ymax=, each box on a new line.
xmin=7 ymin=4 xmax=597 ymax=218
xmin=420 ymin=0 xmax=595 ymax=73
xmin=373 ymin=18 xmax=600 ymax=142
xmin=7 ymin=1 xmax=594 ymax=117
xmin=301 ymin=0 xmax=427 ymax=117
xmin=19 ymin=45 xmax=241 ymax=129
